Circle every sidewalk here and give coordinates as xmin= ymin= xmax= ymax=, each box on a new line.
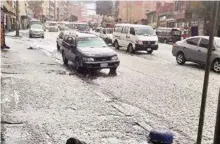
xmin=1 ymin=37 xmax=150 ymax=144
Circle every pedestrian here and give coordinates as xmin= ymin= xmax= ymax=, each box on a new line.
xmin=1 ymin=6 xmax=10 ymax=49
xmin=66 ymin=137 xmax=86 ymax=144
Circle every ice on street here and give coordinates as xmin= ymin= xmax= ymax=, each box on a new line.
xmin=1 ymin=1 xmax=220 ymax=143
xmin=1 ymin=29 xmax=220 ymax=144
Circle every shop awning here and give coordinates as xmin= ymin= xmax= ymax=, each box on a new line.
xmin=3 ymin=1 xmax=15 ymax=14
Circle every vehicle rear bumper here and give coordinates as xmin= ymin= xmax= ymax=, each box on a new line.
xmin=83 ymin=61 xmax=120 ymax=69
xmin=30 ymin=33 xmax=44 ymax=37
xmin=135 ymin=44 xmax=158 ymax=51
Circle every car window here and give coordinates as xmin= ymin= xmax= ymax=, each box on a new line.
xmin=63 ymin=36 xmax=70 ymax=43
xmin=130 ymin=27 xmax=135 ymax=35
xmin=106 ymin=29 xmax=113 ymax=34
xmin=172 ymin=30 xmax=181 ymax=35
xmin=122 ymin=27 xmax=129 ymax=34
xmin=59 ymin=32 xmax=64 ymax=39
xmin=49 ymin=23 xmax=56 ymax=26
xmin=66 ymin=37 xmax=75 ymax=45
xmin=186 ymin=38 xmax=200 ymax=46
xmin=135 ymin=27 xmax=156 ymax=36
xmin=77 ymin=37 xmax=107 ymax=48
xmin=115 ymin=26 xmax=122 ymax=33
xmin=199 ymin=38 xmax=209 ymax=49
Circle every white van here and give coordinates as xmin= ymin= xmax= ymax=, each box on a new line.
xmin=112 ymin=24 xmax=158 ymax=54
xmin=99 ymin=28 xmax=113 ymax=44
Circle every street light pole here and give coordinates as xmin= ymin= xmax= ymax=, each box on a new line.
xmin=196 ymin=1 xmax=219 ymax=144
xmin=15 ymin=0 xmax=19 ymax=36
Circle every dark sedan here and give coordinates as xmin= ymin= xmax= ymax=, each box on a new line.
xmin=60 ymin=32 xmax=120 ymax=73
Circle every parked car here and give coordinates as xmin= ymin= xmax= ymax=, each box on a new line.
xmin=60 ymin=32 xmax=120 ymax=73
xmin=46 ymin=21 xmax=59 ymax=32
xmin=66 ymin=22 xmax=90 ymax=32
xmin=172 ymin=36 xmax=220 ymax=73
xmin=99 ymin=28 xmax=113 ymax=44
xmin=29 ymin=24 xmax=44 ymax=38
xmin=112 ymin=23 xmax=158 ymax=54
xmin=155 ymin=27 xmax=182 ymax=43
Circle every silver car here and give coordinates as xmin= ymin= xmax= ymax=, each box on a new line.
xmin=29 ymin=24 xmax=44 ymax=38
xmin=172 ymin=36 xmax=220 ymax=73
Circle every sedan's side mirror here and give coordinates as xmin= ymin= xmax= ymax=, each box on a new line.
xmin=71 ymin=45 xmax=76 ymax=49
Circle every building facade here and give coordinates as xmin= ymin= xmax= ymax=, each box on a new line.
xmin=118 ymin=1 xmax=146 ymax=24
xmin=2 ymin=1 xmax=16 ymax=31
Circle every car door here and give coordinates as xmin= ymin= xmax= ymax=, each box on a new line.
xmin=184 ymin=37 xmax=201 ymax=61
xmin=68 ymin=37 xmax=77 ymax=62
xmin=121 ymin=26 xmax=129 ymax=48
xmin=114 ymin=26 xmax=122 ymax=46
xmin=57 ymin=32 xmax=64 ymax=46
xmin=197 ymin=38 xmax=209 ymax=64
xmin=63 ymin=36 xmax=72 ymax=59
xmin=126 ymin=27 xmax=134 ymax=45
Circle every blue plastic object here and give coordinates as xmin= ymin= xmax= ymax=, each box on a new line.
xmin=149 ymin=128 xmax=174 ymax=144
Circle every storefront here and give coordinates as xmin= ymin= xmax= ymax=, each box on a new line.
xmin=2 ymin=1 xmax=16 ymax=31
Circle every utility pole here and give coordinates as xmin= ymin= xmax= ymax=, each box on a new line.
xmin=15 ymin=0 xmax=19 ymax=36
xmin=196 ymin=1 xmax=219 ymax=144
xmin=214 ymin=89 xmax=220 ymax=144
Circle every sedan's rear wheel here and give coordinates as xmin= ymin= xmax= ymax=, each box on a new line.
xmin=114 ymin=41 xmax=119 ymax=49
xmin=62 ymin=51 xmax=68 ymax=65
xmin=57 ymin=43 xmax=60 ymax=51
xmin=212 ymin=59 xmax=220 ymax=73
xmin=176 ymin=52 xmax=186 ymax=65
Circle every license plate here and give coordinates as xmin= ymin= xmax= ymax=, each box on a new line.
xmin=100 ymin=63 xmax=108 ymax=67
xmin=147 ymin=48 xmax=152 ymax=51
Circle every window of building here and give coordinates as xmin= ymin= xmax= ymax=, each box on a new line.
xmin=186 ymin=38 xmax=200 ymax=46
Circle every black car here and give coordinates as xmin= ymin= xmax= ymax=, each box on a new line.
xmin=60 ymin=32 xmax=120 ymax=73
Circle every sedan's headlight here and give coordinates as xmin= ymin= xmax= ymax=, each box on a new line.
xmin=155 ymin=41 xmax=158 ymax=45
xmin=83 ymin=57 xmax=94 ymax=62
xmin=111 ymin=56 xmax=118 ymax=61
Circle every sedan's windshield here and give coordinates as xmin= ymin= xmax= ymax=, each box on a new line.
xmin=49 ymin=23 xmax=56 ymax=26
xmin=77 ymin=37 xmax=107 ymax=48
xmin=135 ymin=27 xmax=156 ymax=36
xmin=31 ymin=24 xmax=43 ymax=29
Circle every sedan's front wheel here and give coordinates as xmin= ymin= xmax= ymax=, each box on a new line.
xmin=176 ymin=52 xmax=186 ymax=65
xmin=110 ymin=67 xmax=117 ymax=74
xmin=212 ymin=59 xmax=220 ymax=73
xmin=147 ymin=49 xmax=153 ymax=54
xmin=75 ymin=58 xmax=85 ymax=73
xmin=57 ymin=43 xmax=60 ymax=51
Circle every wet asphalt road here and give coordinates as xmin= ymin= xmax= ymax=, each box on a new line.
xmin=1 ymin=30 xmax=220 ymax=144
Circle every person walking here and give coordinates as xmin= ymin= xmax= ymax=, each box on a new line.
xmin=1 ymin=6 xmax=10 ymax=49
